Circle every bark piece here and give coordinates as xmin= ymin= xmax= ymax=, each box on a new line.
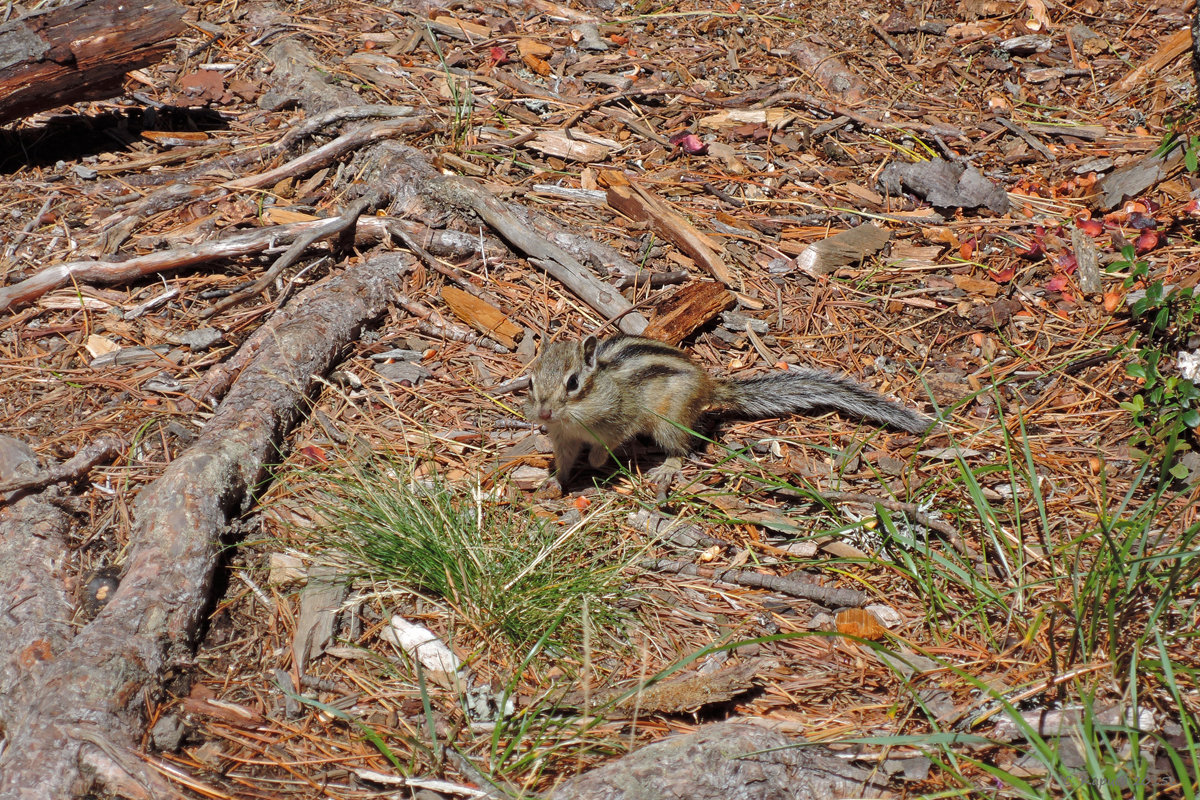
xmin=785 ymin=39 xmax=871 ymax=104
xmin=0 ymin=252 xmax=414 ymax=798
xmin=0 ymin=0 xmax=185 ymax=124
xmin=526 ymin=129 xmax=620 ymax=162
xmin=601 ymin=170 xmax=734 ymax=286
xmin=548 ymin=722 xmax=889 ymax=800
xmin=879 ymin=158 xmax=1010 ymax=214
xmin=1097 ymin=146 xmax=1184 ymax=210
xmin=441 ymin=286 xmax=522 ymax=348
xmin=642 ymin=281 xmax=736 ymax=345
xmin=616 ymin=658 xmax=778 ymax=715
xmin=0 ymin=437 xmax=74 ymax=701
xmin=794 ymin=223 xmax=892 ymax=277
xmin=1071 ymin=225 xmax=1102 ymax=295
xmin=292 ymin=565 xmax=349 ymax=674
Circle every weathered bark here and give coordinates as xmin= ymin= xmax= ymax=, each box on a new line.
xmin=0 ymin=438 xmax=75 ymax=702
xmin=0 ymin=0 xmax=185 ymax=124
xmin=0 ymin=251 xmax=414 ymax=799
xmin=547 ymin=723 xmax=889 ymax=800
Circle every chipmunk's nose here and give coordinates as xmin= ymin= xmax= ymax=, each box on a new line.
xmin=538 ymin=407 xmax=552 ymax=421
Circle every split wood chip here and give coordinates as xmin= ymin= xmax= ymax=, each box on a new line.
xmin=516 ymin=39 xmax=553 ymax=58
xmin=343 ymin=53 xmax=413 ymax=90
xmin=181 ymin=690 xmax=267 ymax=728
xmin=841 ymin=182 xmax=884 ymax=206
xmin=697 ymin=108 xmax=795 ymax=131
xmin=41 ymin=291 xmax=112 ymax=311
xmin=441 ymin=286 xmax=522 ymax=348
xmin=1115 ymin=26 xmax=1192 ymax=93
xmin=264 ymin=208 xmax=320 ymax=224
xmin=429 ymin=16 xmax=491 ymax=39
xmin=641 ymin=281 xmax=735 ymax=345
xmin=85 ymin=334 xmax=120 ymax=358
xmin=886 ymin=241 xmax=946 ymax=270
xmin=1026 ymin=123 xmax=1107 ymax=141
xmin=600 ymin=170 xmax=732 ymax=286
xmin=526 ymin=129 xmax=620 ymax=162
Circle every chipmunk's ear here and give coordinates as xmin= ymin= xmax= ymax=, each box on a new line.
xmin=581 ymin=335 xmax=599 ymax=368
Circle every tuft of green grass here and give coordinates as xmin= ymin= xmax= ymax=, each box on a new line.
xmin=310 ymin=454 xmax=635 ymax=653
xmin=863 ymin=400 xmax=1199 ymax=795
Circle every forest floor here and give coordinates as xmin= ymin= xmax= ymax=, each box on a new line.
xmin=1 ymin=0 xmax=1198 ymax=796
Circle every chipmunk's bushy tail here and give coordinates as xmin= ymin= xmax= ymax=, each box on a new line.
xmin=714 ymin=368 xmax=933 ymax=434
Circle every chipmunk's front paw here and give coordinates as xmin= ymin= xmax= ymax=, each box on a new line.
xmin=646 ymin=457 xmax=683 ymax=500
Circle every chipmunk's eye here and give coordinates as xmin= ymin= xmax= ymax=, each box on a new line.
xmin=564 ymin=373 xmax=579 ymax=393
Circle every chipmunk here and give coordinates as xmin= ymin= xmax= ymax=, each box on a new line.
xmin=527 ymin=334 xmax=934 ymax=492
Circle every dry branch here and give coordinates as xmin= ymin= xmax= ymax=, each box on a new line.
xmin=427 ymin=171 xmax=651 ymax=335
xmin=0 ymin=218 xmax=336 ymax=312
xmin=0 ymin=214 xmax=435 ymax=313
xmin=0 ymin=435 xmax=122 ymax=498
xmin=645 ymin=559 xmax=869 ymax=607
xmin=223 ymin=116 xmax=431 ymax=192
xmin=0 ymin=0 xmax=184 ymax=124
xmin=201 ymin=192 xmax=381 ymax=318
xmin=0 ymin=251 xmax=414 ymax=798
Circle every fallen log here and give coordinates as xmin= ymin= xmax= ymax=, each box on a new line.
xmin=0 ymin=0 xmax=184 ymax=125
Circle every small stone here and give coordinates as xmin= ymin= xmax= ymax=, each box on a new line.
xmin=150 ymin=714 xmax=187 ymax=751
xmin=177 ymin=327 xmax=224 ymax=351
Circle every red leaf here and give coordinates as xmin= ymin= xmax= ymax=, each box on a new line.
xmin=1135 ymin=230 xmax=1160 ymax=254
xmin=1018 ymin=240 xmax=1044 ymax=259
xmin=299 ymin=445 xmax=328 ymax=463
xmin=1045 ymin=274 xmax=1070 ymax=292
xmin=669 ymin=132 xmax=708 ymax=155
xmin=989 ymin=266 xmax=1016 ymax=283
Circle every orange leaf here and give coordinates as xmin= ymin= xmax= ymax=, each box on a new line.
xmin=836 ymin=608 xmax=886 ymax=640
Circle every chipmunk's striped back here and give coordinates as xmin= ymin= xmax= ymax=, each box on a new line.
xmin=527 ymin=334 xmax=933 ymax=490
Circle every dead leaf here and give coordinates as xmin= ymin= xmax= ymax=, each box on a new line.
xmin=516 ymin=39 xmax=553 ymax=58
xmin=441 ymin=287 xmax=522 ymax=348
